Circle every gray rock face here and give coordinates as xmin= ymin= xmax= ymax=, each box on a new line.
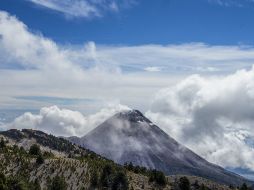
xmin=70 ymin=110 xmax=251 ymax=186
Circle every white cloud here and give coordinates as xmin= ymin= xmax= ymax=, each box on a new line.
xmin=0 ymin=104 xmax=130 ymax=137
xmin=207 ymin=0 xmax=243 ymax=7
xmin=2 ymin=10 xmax=254 ymax=113
xmin=27 ymin=0 xmax=135 ymax=18
xmin=146 ymin=66 xmax=254 ymax=170
xmin=144 ymin=66 xmax=161 ymax=72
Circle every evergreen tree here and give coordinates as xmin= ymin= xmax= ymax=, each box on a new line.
xmin=200 ymin=184 xmax=206 ymax=190
xmin=100 ymin=164 xmax=113 ymax=188
xmin=29 ymin=144 xmax=41 ymax=156
xmin=0 ymin=172 xmax=7 ymax=190
xmin=192 ymin=180 xmax=200 ymax=189
xmin=90 ymin=170 xmax=98 ymax=188
xmin=149 ymin=170 xmax=166 ymax=186
xmin=240 ymin=183 xmax=248 ymax=190
xmin=0 ymin=138 xmax=5 ymax=149
xmin=36 ymin=154 xmax=44 ymax=165
xmin=178 ymin=176 xmax=190 ymax=190
xmin=112 ymin=171 xmax=129 ymax=190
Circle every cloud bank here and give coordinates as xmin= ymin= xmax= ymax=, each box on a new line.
xmin=146 ymin=66 xmax=254 ymax=170
xmin=1 ymin=104 xmax=130 ymax=137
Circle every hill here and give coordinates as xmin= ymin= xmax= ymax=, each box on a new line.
xmin=0 ymin=128 xmax=245 ymax=190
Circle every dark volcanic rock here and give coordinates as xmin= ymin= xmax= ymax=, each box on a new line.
xmin=69 ymin=110 xmax=251 ymax=186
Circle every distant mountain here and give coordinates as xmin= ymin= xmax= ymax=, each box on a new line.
xmin=69 ymin=110 xmax=252 ymax=186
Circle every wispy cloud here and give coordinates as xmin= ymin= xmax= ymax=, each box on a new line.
xmin=207 ymin=0 xmax=254 ymax=7
xmin=27 ymin=0 xmax=136 ymax=18
xmin=14 ymin=96 xmax=97 ymax=105
xmin=144 ymin=66 xmax=161 ymax=72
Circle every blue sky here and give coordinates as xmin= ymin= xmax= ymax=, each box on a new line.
xmin=2 ymin=0 xmax=254 ymax=45
xmin=3 ymin=0 xmax=254 ymax=176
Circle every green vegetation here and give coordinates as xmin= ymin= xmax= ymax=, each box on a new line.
xmin=148 ymin=170 xmax=167 ymax=186
xmin=239 ymin=183 xmax=252 ymax=190
xmin=90 ymin=170 xmax=98 ymax=188
xmin=36 ymin=154 xmax=44 ymax=165
xmin=100 ymin=164 xmax=113 ymax=188
xmin=29 ymin=144 xmax=41 ymax=156
xmin=124 ymin=162 xmax=166 ymax=187
xmin=0 ymin=172 xmax=41 ymax=190
xmin=49 ymin=176 xmax=67 ymax=190
xmin=178 ymin=176 xmax=190 ymax=190
xmin=0 ymin=129 xmax=249 ymax=190
xmin=87 ymin=163 xmax=129 ymax=189
xmin=112 ymin=171 xmax=129 ymax=190
xmin=124 ymin=162 xmax=148 ymax=175
xmin=0 ymin=138 xmax=6 ymax=149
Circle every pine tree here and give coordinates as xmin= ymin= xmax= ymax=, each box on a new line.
xmin=90 ymin=170 xmax=98 ymax=188
xmin=29 ymin=144 xmax=41 ymax=156
xmin=178 ymin=176 xmax=190 ymax=190
xmin=36 ymin=154 xmax=44 ymax=165
xmin=100 ymin=164 xmax=113 ymax=188
xmin=240 ymin=183 xmax=248 ymax=190
xmin=112 ymin=171 xmax=129 ymax=190
xmin=0 ymin=138 xmax=5 ymax=149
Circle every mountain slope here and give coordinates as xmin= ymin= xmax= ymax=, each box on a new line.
xmin=71 ymin=110 xmax=252 ymax=186
xmin=0 ymin=129 xmax=237 ymax=190
xmin=0 ymin=129 xmax=163 ymax=189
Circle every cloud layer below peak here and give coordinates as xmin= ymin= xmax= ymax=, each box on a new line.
xmin=146 ymin=66 xmax=254 ymax=171
xmin=0 ymin=104 xmax=130 ymax=137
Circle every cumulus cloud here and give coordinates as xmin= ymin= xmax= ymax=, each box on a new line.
xmin=146 ymin=66 xmax=254 ymax=170
xmin=0 ymin=104 xmax=130 ymax=137
xmin=0 ymin=10 xmax=182 ymax=111
xmin=27 ymin=0 xmax=136 ymax=18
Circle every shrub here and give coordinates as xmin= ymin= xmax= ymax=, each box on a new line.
xmin=49 ymin=176 xmax=67 ymax=190
xmin=43 ymin=151 xmax=54 ymax=158
xmin=29 ymin=144 xmax=41 ymax=156
xmin=32 ymin=179 xmax=41 ymax=190
xmin=112 ymin=171 xmax=129 ymax=190
xmin=36 ymin=154 xmax=44 ymax=165
xmin=7 ymin=178 xmax=29 ymax=190
xmin=124 ymin=162 xmax=134 ymax=171
xmin=149 ymin=170 xmax=166 ymax=186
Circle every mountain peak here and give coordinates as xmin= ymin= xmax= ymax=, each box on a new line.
xmin=114 ymin=109 xmax=152 ymax=124
xmin=72 ymin=109 xmax=251 ymax=186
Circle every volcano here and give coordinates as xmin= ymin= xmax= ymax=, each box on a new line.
xmin=69 ymin=110 xmax=250 ymax=186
